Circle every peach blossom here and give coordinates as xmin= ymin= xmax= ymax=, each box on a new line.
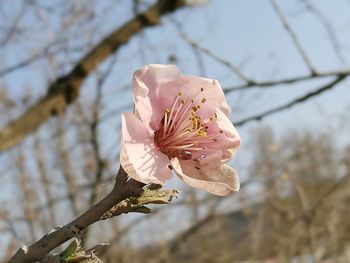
xmin=120 ymin=64 xmax=240 ymax=196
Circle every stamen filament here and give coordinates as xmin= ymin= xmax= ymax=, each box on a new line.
xmin=154 ymin=88 xmax=221 ymax=163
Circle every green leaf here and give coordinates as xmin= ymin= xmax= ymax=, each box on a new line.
xmin=131 ymin=189 xmax=179 ymax=205
xmin=60 ymin=238 xmax=81 ymax=260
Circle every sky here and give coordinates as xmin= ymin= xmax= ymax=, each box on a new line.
xmin=0 ymin=0 xmax=350 ymax=252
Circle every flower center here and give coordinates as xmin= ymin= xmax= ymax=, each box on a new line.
xmin=154 ymin=88 xmax=220 ymax=162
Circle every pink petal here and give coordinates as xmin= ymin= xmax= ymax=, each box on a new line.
xmin=191 ymin=109 xmax=241 ymax=167
xmin=171 ymin=158 xmax=240 ymax=196
xmin=193 ymin=78 xmax=231 ymax=118
xmin=120 ymin=112 xmax=172 ymax=185
xmin=132 ymin=64 xmax=231 ymax=131
xmin=214 ymin=109 xmax=241 ymax=162
xmin=132 ymin=64 xmax=181 ymax=131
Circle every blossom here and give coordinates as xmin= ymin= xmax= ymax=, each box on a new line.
xmin=120 ymin=64 xmax=241 ymax=196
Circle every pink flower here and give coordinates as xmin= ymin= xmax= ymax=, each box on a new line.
xmin=120 ymin=64 xmax=241 ymax=196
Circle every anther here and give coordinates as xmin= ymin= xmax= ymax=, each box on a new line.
xmin=201 ymin=98 xmax=206 ymax=103
xmin=178 ymin=92 xmax=182 ymax=96
xmin=200 ymin=87 xmax=204 ymax=92
xmin=164 ymin=108 xmax=170 ymax=114
xmin=197 ymin=131 xmax=207 ymax=137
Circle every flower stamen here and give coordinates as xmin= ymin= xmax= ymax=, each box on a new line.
xmin=154 ymin=89 xmax=220 ymax=162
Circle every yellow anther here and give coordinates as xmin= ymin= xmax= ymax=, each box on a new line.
xmin=192 ymin=106 xmax=198 ymax=112
xmin=191 ymin=117 xmax=198 ymax=129
xmin=180 ymin=99 xmax=185 ymax=104
xmin=191 ymin=99 xmax=195 ymax=103
xmin=178 ymin=92 xmax=182 ymax=96
xmin=197 ymin=130 xmax=207 ymax=137
xmin=201 ymin=98 xmax=206 ymax=103
xmin=164 ymin=108 xmax=170 ymax=114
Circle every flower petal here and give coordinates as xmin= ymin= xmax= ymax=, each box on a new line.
xmin=213 ymin=109 xmax=241 ymax=162
xmin=132 ymin=64 xmax=231 ymax=131
xmin=171 ymin=158 xmax=240 ymax=196
xmin=120 ymin=112 xmax=172 ymax=185
xmin=132 ymin=64 xmax=181 ymax=131
xmin=191 ymin=109 xmax=241 ymax=167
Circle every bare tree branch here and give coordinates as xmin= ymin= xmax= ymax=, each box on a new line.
xmin=172 ymin=19 xmax=252 ymax=83
xmin=0 ymin=0 xmax=186 ymax=153
xmin=224 ymin=68 xmax=350 ymax=92
xmin=235 ymin=75 xmax=347 ymax=126
xmin=299 ymin=0 xmax=346 ymax=64
xmin=271 ymin=0 xmax=316 ymax=74
xmin=8 ymin=167 xmax=144 ymax=263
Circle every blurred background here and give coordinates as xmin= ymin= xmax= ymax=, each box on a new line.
xmin=1 ymin=0 xmax=350 ymax=262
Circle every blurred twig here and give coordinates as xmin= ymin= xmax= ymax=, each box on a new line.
xmin=234 ymin=75 xmax=347 ymax=126
xmin=0 ymin=0 xmax=187 ymax=152
xmin=271 ymin=0 xmax=316 ymax=74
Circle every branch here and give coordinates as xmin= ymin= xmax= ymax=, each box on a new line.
xmin=235 ymin=75 xmax=347 ymax=126
xmin=271 ymin=0 xmax=316 ymax=74
xmin=223 ymin=68 xmax=350 ymax=93
xmin=172 ymin=19 xmax=252 ymax=83
xmin=300 ymin=0 xmax=345 ymax=64
xmin=8 ymin=167 xmax=144 ymax=263
xmin=101 ymin=188 xmax=179 ymax=220
xmin=9 ymin=169 xmax=179 ymax=262
xmin=171 ymin=17 xmax=350 ymax=95
xmin=0 ymin=0 xmax=186 ymax=153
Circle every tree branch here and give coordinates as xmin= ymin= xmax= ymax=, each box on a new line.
xmin=0 ymin=0 xmax=186 ymax=153
xmin=223 ymin=68 xmax=350 ymax=93
xmin=8 ymin=167 xmax=144 ymax=263
xmin=270 ymin=0 xmax=316 ymax=74
xmin=234 ymin=75 xmax=347 ymax=126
